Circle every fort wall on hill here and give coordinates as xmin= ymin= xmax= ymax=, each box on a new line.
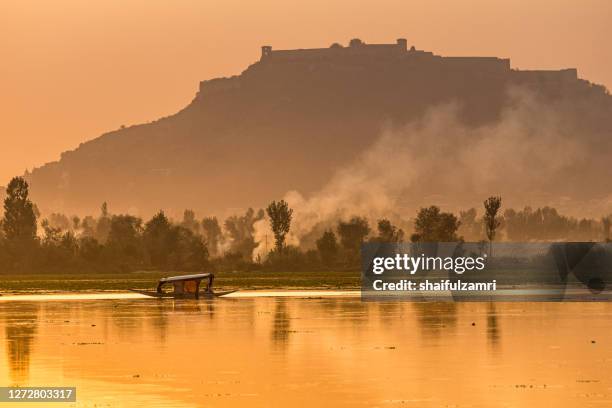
xmin=198 ymin=38 xmax=579 ymax=96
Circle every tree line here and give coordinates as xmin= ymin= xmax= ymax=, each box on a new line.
xmin=0 ymin=177 xmax=610 ymax=273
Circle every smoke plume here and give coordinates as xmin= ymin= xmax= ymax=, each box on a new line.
xmin=253 ymin=87 xmax=612 ymax=259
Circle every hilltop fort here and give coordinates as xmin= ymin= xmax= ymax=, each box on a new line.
xmin=197 ymin=38 xmax=581 ymax=99
xmin=261 ymin=38 xmax=511 ymax=71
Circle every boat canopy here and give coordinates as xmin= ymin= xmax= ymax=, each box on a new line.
xmin=159 ymin=273 xmax=213 ymax=283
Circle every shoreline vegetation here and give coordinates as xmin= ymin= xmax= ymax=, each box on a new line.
xmin=0 ymin=270 xmax=361 ymax=294
xmin=1 ymin=177 xmax=611 ymax=284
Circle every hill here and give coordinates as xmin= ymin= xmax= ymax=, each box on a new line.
xmin=22 ymin=38 xmax=612 ymax=218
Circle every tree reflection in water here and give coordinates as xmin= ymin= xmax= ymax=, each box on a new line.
xmin=271 ymin=299 xmax=291 ymax=350
xmin=4 ymin=304 xmax=40 ymax=385
xmin=412 ymin=302 xmax=457 ymax=338
xmin=487 ymin=302 xmax=500 ymax=348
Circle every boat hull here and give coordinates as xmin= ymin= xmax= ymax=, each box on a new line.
xmin=129 ymin=289 xmax=236 ymax=299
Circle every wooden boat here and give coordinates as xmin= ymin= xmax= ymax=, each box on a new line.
xmin=130 ymin=273 xmax=235 ymax=299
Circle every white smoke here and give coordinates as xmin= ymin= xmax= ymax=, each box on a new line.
xmin=252 ymin=87 xmax=611 ymax=260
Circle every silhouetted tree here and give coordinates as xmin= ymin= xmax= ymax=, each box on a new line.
xmin=264 ymin=245 xmax=317 ymax=272
xmin=47 ymin=213 xmax=71 ymax=232
xmin=95 ymin=202 xmax=112 ymax=243
xmin=0 ymin=221 xmax=6 ymax=268
xmin=483 ymin=196 xmax=502 ymax=254
xmin=316 ymin=230 xmax=339 ymax=267
xmin=167 ymin=226 xmax=208 ymax=271
xmin=504 ymin=206 xmax=596 ymax=241
xmin=602 ymin=216 xmax=611 ymax=242
xmin=72 ymin=216 xmax=80 ymax=232
xmin=266 ymin=200 xmax=293 ymax=253
xmin=78 ymin=236 xmax=103 ymax=264
xmin=458 ymin=208 xmax=482 ymax=241
xmin=201 ymin=216 xmax=222 ymax=257
xmin=337 ymin=216 xmax=370 ymax=265
xmin=2 ymin=177 xmax=37 ymax=248
xmin=375 ymin=219 xmax=404 ymax=242
xmin=106 ymin=215 xmax=143 ymax=267
xmin=40 ymin=227 xmax=78 ymax=270
xmin=224 ymin=208 xmax=263 ymax=259
xmin=181 ymin=209 xmax=200 ymax=234
xmin=143 ymin=211 xmax=172 ymax=268
xmin=80 ymin=216 xmax=96 ymax=238
xmin=503 ymin=207 xmax=527 ymax=241
xmin=411 ymin=206 xmax=460 ymax=242
xmin=41 ymin=219 xmax=62 ymax=246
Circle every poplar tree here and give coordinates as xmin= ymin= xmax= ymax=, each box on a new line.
xmin=483 ymin=196 xmax=502 ymax=255
xmin=266 ymin=200 xmax=293 ymax=253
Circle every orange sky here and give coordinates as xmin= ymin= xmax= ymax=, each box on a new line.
xmin=1 ymin=0 xmax=611 ymax=186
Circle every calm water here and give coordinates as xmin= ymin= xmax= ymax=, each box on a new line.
xmin=0 ymin=294 xmax=611 ymax=407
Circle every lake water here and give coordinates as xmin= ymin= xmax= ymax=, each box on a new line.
xmin=0 ymin=293 xmax=610 ymax=407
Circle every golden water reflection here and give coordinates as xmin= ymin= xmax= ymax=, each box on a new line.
xmin=4 ymin=304 xmax=39 ymax=385
xmin=0 ymin=297 xmax=610 ymax=407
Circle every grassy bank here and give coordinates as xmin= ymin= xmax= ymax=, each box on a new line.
xmin=0 ymin=270 xmax=361 ymax=294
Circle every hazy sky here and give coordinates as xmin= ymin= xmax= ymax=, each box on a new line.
xmin=1 ymin=0 xmax=611 ymax=185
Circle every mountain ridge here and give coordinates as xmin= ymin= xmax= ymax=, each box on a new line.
xmin=20 ymin=38 xmax=612 ymax=218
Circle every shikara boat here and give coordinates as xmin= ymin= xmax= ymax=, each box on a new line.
xmin=130 ymin=273 xmax=235 ymax=299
